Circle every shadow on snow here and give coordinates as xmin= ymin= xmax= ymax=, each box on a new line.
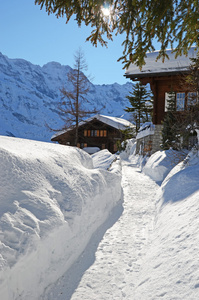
xmin=43 ymin=194 xmax=124 ymax=300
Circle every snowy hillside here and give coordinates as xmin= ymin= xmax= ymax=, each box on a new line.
xmin=0 ymin=52 xmax=132 ymax=142
xmin=133 ymin=149 xmax=199 ymax=299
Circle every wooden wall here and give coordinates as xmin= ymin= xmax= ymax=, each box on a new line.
xmin=140 ymin=74 xmax=189 ymax=124
xmin=51 ymin=119 xmax=123 ymax=153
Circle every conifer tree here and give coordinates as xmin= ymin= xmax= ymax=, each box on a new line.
xmin=124 ymin=82 xmax=152 ymax=132
xmin=161 ymin=92 xmax=180 ymax=150
xmin=35 ymin=0 xmax=199 ymax=68
xmin=161 ymin=54 xmax=199 ymax=150
xmin=183 ymin=54 xmax=199 ymax=146
xmin=185 ymin=53 xmax=199 ymax=102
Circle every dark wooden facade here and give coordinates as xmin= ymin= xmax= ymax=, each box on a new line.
xmin=51 ymin=118 xmax=125 ymax=153
xmin=124 ymin=48 xmax=198 ymax=154
xmin=125 ymin=48 xmax=197 ymax=125
xmin=126 ymin=72 xmax=190 ymax=125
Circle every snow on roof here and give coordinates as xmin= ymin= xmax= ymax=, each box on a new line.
xmin=136 ymin=122 xmax=155 ymax=140
xmin=93 ymin=114 xmax=134 ymax=130
xmin=52 ymin=114 xmax=135 ymax=139
xmin=125 ymin=47 xmax=197 ymax=78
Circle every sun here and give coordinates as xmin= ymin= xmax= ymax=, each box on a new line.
xmin=101 ymin=6 xmax=111 ymax=17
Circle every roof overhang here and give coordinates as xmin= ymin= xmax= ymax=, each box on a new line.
xmin=125 ymin=69 xmax=190 ymax=81
xmin=125 ymin=47 xmax=197 ymax=81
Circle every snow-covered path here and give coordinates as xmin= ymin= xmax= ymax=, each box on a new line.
xmin=44 ymin=160 xmax=159 ymax=299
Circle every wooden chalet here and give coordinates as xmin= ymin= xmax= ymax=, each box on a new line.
xmin=51 ymin=114 xmax=135 ymax=154
xmin=125 ymin=47 xmax=197 ymax=154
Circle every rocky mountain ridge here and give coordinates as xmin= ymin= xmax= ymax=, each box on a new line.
xmin=0 ymin=52 xmax=132 ymax=142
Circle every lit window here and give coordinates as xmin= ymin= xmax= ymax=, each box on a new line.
xmin=87 ymin=129 xmax=107 ymax=137
xmin=176 ymin=92 xmax=185 ymax=111
xmin=94 ymin=130 xmax=100 ymax=137
xmin=81 ymin=143 xmax=87 ymax=148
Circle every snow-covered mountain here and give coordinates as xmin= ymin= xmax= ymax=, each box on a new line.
xmin=0 ymin=52 xmax=132 ymax=142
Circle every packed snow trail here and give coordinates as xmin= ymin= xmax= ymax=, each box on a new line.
xmin=43 ymin=160 xmax=159 ymax=299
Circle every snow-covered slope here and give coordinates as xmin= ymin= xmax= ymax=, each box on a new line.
xmin=43 ymin=147 xmax=199 ymax=300
xmin=0 ymin=136 xmax=122 ymax=300
xmin=133 ymin=149 xmax=199 ymax=300
xmin=143 ymin=149 xmax=188 ymax=182
xmin=1 ymin=134 xmax=199 ymax=300
xmin=0 ymin=52 xmax=132 ymax=142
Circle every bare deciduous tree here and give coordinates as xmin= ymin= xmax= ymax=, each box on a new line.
xmin=57 ymin=48 xmax=100 ymax=145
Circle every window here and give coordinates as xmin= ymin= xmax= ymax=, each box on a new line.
xmin=176 ymin=92 xmax=185 ymax=111
xmin=188 ymin=92 xmax=198 ymax=106
xmin=81 ymin=143 xmax=87 ymax=148
xmin=84 ymin=129 xmax=91 ymax=136
xmin=85 ymin=129 xmax=107 ymax=137
xmin=165 ymin=92 xmax=175 ymax=112
xmin=93 ymin=130 xmax=100 ymax=137
xmin=165 ymin=92 xmax=186 ymax=112
xmin=102 ymin=144 xmax=106 ymax=149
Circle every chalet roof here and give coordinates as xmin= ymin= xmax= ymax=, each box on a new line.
xmin=51 ymin=114 xmax=135 ymax=140
xmin=125 ymin=47 xmax=197 ymax=79
xmin=90 ymin=114 xmax=134 ymax=130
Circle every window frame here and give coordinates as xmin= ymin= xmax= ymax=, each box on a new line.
xmin=176 ymin=92 xmax=185 ymax=111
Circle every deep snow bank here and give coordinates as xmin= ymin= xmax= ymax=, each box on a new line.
xmin=142 ymin=149 xmax=187 ymax=182
xmin=92 ymin=149 xmax=117 ymax=170
xmin=134 ymin=150 xmax=199 ymax=299
xmin=0 ymin=136 xmax=122 ymax=300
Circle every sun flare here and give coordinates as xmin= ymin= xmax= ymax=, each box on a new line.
xmin=101 ymin=6 xmax=111 ymax=17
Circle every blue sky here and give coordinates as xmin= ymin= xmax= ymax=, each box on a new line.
xmin=0 ymin=0 xmax=134 ymax=85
